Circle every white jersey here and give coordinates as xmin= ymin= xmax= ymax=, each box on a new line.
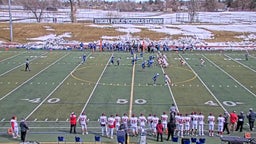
xmin=10 ymin=119 xmax=18 ymax=128
xmin=161 ymin=114 xmax=168 ymax=124
xmin=107 ymin=117 xmax=115 ymax=127
xmin=139 ymin=116 xmax=147 ymax=127
xmin=121 ymin=116 xmax=129 ymax=124
xmin=192 ymin=114 xmax=198 ymax=124
xmin=178 ymin=116 xmax=184 ymax=125
xmin=217 ymin=117 xmax=225 ymax=126
xmin=184 ymin=116 xmax=191 ymax=130
xmin=152 ymin=116 xmax=159 ymax=127
xmin=175 ymin=115 xmax=180 ymax=124
xmin=198 ymin=115 xmax=204 ymax=125
xmin=147 ymin=115 xmax=153 ymax=124
xmin=79 ymin=114 xmax=87 ymax=125
xmin=130 ymin=117 xmax=138 ymax=127
xmin=208 ymin=115 xmax=215 ymax=125
xmin=115 ymin=116 xmax=121 ymax=126
xmin=99 ymin=116 xmax=107 ymax=125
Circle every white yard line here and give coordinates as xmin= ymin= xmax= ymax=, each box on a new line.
xmin=224 ymin=54 xmax=256 ymax=73
xmin=249 ymin=55 xmax=256 ymax=59
xmin=79 ymin=53 xmax=113 ymax=116
xmin=179 ymin=54 xmax=228 ymax=113
xmin=129 ymin=54 xmax=136 ymax=118
xmin=0 ymin=53 xmax=69 ymax=101
xmin=203 ymin=55 xmax=256 ymax=98
xmin=0 ymin=52 xmax=48 ymax=77
xmin=160 ymin=66 xmax=179 ymax=112
xmin=0 ymin=52 xmax=24 ymax=63
xmin=26 ymin=53 xmax=83 ymax=120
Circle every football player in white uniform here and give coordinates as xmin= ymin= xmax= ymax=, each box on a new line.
xmin=79 ymin=112 xmax=89 ymax=135
xmin=98 ymin=113 xmax=107 ymax=136
xmin=208 ymin=113 xmax=215 ymax=137
xmin=161 ymin=112 xmax=168 ymax=134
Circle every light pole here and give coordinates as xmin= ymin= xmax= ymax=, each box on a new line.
xmin=8 ymin=0 xmax=13 ymax=42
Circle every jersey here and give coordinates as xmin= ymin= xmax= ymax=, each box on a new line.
xmin=152 ymin=116 xmax=159 ymax=127
xmin=217 ymin=117 xmax=225 ymax=126
xmin=121 ymin=115 xmax=129 ymax=125
xmin=108 ymin=117 xmax=115 ymax=128
xmin=130 ymin=117 xmax=138 ymax=127
xmin=208 ymin=116 xmax=215 ymax=125
xmin=139 ymin=116 xmax=147 ymax=127
xmin=79 ymin=114 xmax=87 ymax=125
xmin=161 ymin=114 xmax=168 ymax=125
xmin=99 ymin=116 xmax=107 ymax=126
xmin=115 ymin=116 xmax=121 ymax=126
xmin=10 ymin=119 xmax=18 ymax=129
xmin=198 ymin=115 xmax=204 ymax=125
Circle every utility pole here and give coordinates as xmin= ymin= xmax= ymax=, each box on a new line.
xmin=8 ymin=0 xmax=13 ymax=42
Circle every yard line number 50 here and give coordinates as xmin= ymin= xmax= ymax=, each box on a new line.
xmin=117 ymin=99 xmax=147 ymax=104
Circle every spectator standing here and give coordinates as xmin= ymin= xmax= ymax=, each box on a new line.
xmin=119 ymin=120 xmax=128 ymax=144
xmin=166 ymin=119 xmax=176 ymax=141
xmin=236 ymin=111 xmax=245 ymax=132
xmin=70 ymin=112 xmax=77 ymax=134
xmin=223 ymin=112 xmax=230 ymax=134
xmin=156 ymin=120 xmax=163 ymax=142
xmin=229 ymin=111 xmax=238 ymax=132
xmin=247 ymin=108 xmax=256 ymax=131
xmin=20 ymin=118 xmax=29 ymax=143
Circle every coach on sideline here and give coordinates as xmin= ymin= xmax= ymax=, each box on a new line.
xmin=247 ymin=108 xmax=256 ymax=131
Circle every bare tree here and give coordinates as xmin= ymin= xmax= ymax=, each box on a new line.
xmin=69 ymin=0 xmax=78 ymax=23
xmin=204 ymin=0 xmax=217 ymax=11
xmin=16 ymin=0 xmax=49 ymax=23
xmin=232 ymin=0 xmax=254 ymax=10
xmin=0 ymin=0 xmax=8 ymax=5
xmin=225 ymin=0 xmax=233 ymax=8
xmin=187 ymin=0 xmax=199 ymax=23
xmin=165 ymin=0 xmax=180 ymax=12
xmin=249 ymin=0 xmax=256 ymax=10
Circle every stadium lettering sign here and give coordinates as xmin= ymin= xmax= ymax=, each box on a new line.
xmin=94 ymin=18 xmax=164 ymax=24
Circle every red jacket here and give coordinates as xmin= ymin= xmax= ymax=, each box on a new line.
xmin=70 ymin=114 xmax=77 ymax=125
xmin=230 ymin=112 xmax=238 ymax=124
xmin=156 ymin=123 xmax=163 ymax=134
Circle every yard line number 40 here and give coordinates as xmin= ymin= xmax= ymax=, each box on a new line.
xmin=22 ymin=98 xmax=60 ymax=104
xmin=204 ymin=100 xmax=243 ymax=107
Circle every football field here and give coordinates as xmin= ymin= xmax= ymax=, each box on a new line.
xmin=0 ymin=49 xmax=255 ymax=143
